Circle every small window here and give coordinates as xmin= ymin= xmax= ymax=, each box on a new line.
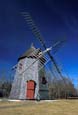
xmin=42 ymin=77 xmax=47 ymax=84
xmin=19 ymin=63 xmax=23 ymax=70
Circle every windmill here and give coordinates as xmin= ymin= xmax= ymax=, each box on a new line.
xmin=9 ymin=12 xmax=67 ymax=100
xmin=22 ymin=12 xmax=66 ymax=85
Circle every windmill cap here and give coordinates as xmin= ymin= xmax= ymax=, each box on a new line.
xmin=18 ymin=44 xmax=44 ymax=61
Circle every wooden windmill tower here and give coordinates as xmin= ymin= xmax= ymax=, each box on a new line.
xmin=10 ymin=44 xmax=50 ymax=100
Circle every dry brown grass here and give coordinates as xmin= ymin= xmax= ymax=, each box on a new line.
xmin=0 ymin=100 xmax=78 ymax=115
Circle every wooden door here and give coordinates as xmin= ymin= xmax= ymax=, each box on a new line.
xmin=26 ymin=80 xmax=36 ymax=99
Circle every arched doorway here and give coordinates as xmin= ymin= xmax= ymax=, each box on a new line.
xmin=26 ymin=80 xmax=36 ymax=99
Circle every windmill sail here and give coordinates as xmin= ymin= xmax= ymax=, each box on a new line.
xmin=22 ymin=12 xmax=66 ymax=85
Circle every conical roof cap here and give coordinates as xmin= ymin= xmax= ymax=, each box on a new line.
xmin=18 ymin=44 xmax=40 ymax=61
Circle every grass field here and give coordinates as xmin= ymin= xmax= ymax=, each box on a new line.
xmin=0 ymin=100 xmax=78 ymax=115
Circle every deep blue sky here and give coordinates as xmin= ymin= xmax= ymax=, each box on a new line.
xmin=0 ymin=0 xmax=78 ymax=86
